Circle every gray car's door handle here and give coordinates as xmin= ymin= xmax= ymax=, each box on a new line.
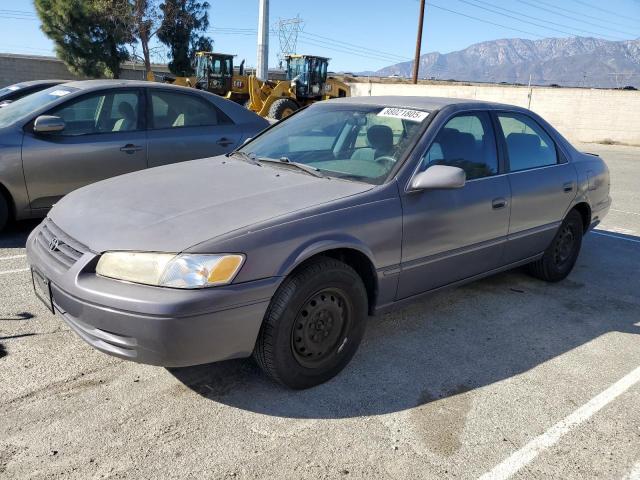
xmin=120 ymin=144 xmax=143 ymax=154
xmin=216 ymin=137 xmax=234 ymax=147
xmin=492 ymin=198 xmax=507 ymax=209
xmin=563 ymin=182 xmax=574 ymax=192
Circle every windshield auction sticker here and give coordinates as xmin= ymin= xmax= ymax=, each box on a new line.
xmin=377 ymin=107 xmax=429 ymax=122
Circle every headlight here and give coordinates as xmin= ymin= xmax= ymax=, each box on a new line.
xmin=96 ymin=252 xmax=245 ymax=289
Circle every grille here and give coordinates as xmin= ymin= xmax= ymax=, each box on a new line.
xmin=35 ymin=219 xmax=88 ymax=269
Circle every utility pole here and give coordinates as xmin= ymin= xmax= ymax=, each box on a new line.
xmin=256 ymin=0 xmax=269 ymax=81
xmin=412 ymin=0 xmax=426 ymax=84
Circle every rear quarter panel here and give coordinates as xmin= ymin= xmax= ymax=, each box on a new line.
xmin=571 ymin=151 xmax=611 ymax=227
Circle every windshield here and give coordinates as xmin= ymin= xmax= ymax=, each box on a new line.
xmin=0 ymin=85 xmax=79 ymax=128
xmin=240 ymin=104 xmax=430 ymax=184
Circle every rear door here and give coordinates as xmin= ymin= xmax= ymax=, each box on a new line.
xmin=494 ymin=111 xmax=577 ymax=263
xmin=22 ymin=88 xmax=147 ymax=210
xmin=146 ymin=89 xmax=242 ymax=168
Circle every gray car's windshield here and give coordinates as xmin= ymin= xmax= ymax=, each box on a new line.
xmin=240 ymin=104 xmax=430 ymax=184
xmin=0 ymin=85 xmax=79 ymax=128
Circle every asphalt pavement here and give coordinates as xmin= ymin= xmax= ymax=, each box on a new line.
xmin=1 ymin=143 xmax=639 ymax=479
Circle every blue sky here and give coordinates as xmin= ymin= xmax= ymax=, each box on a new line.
xmin=0 ymin=0 xmax=639 ymax=72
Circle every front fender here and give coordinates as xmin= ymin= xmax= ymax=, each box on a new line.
xmin=278 ymin=234 xmax=377 ymax=277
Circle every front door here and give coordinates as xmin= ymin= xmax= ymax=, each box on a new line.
xmin=22 ymin=89 xmax=147 ymax=210
xmin=397 ymin=111 xmax=511 ymax=300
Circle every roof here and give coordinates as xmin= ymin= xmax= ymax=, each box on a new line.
xmin=13 ymin=79 xmax=68 ymax=87
xmin=60 ymin=79 xmax=203 ymax=94
xmin=327 ymin=95 xmax=518 ymax=111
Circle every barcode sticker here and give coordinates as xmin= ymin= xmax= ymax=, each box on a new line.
xmin=378 ymin=107 xmax=429 ymax=122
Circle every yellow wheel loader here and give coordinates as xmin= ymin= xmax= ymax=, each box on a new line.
xmin=244 ymin=55 xmax=350 ymax=120
xmin=148 ymin=52 xmax=350 ymax=120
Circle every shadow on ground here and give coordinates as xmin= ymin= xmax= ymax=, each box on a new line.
xmin=170 ymin=233 xmax=640 ymax=419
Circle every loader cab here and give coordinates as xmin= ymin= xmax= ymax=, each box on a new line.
xmin=194 ymin=52 xmax=235 ymax=95
xmin=286 ymin=55 xmax=329 ymax=99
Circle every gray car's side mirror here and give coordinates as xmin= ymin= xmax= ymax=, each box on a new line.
xmin=33 ymin=115 xmax=65 ymax=134
xmin=410 ymin=165 xmax=466 ymax=191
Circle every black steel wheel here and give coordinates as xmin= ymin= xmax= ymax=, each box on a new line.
xmin=254 ymin=257 xmax=368 ymax=389
xmin=527 ymin=209 xmax=583 ymax=282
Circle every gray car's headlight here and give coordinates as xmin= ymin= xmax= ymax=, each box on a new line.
xmin=96 ymin=252 xmax=245 ymax=288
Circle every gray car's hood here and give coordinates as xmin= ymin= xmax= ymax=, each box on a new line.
xmin=50 ymin=156 xmax=371 ymax=253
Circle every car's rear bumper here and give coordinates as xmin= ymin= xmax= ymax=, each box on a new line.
xmin=26 ymin=224 xmax=281 ymax=367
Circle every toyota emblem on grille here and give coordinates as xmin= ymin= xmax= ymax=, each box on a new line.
xmin=48 ymin=237 xmax=60 ymax=252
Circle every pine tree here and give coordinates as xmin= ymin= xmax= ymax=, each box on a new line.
xmin=35 ymin=0 xmax=133 ymax=78
xmin=158 ymin=0 xmax=212 ymax=76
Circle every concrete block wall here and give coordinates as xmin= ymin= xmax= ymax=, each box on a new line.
xmin=349 ymin=82 xmax=640 ymax=145
xmin=0 ymin=53 xmax=169 ymax=87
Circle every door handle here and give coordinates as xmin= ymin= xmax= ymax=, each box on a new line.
xmin=216 ymin=137 xmax=234 ymax=147
xmin=563 ymin=182 xmax=574 ymax=192
xmin=492 ymin=198 xmax=507 ymax=209
xmin=120 ymin=144 xmax=143 ymax=154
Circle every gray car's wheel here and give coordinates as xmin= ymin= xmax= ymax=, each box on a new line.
xmin=253 ymin=257 xmax=368 ymax=389
xmin=0 ymin=193 xmax=9 ymax=232
xmin=527 ymin=209 xmax=583 ymax=282
xmin=268 ymin=98 xmax=298 ymax=120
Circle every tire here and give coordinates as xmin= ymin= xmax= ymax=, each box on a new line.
xmin=268 ymin=98 xmax=298 ymax=120
xmin=253 ymin=257 xmax=368 ymax=389
xmin=527 ymin=209 xmax=583 ymax=282
xmin=0 ymin=193 xmax=9 ymax=232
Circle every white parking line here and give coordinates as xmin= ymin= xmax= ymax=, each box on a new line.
xmin=0 ymin=254 xmax=27 ymax=261
xmin=624 ymin=463 xmax=640 ymax=480
xmin=592 ymin=231 xmax=640 ymax=244
xmin=0 ymin=267 xmax=30 ymax=276
xmin=479 ymin=365 xmax=640 ymax=480
xmin=611 ymin=208 xmax=640 ymax=217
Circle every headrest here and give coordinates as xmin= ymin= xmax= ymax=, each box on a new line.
xmin=367 ymin=125 xmax=394 ymax=152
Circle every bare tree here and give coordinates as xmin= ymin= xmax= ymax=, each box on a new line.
xmin=131 ymin=0 xmax=163 ymax=75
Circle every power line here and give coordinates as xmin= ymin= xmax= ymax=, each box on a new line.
xmin=453 ymin=0 xmax=623 ymax=40
xmin=515 ymin=0 xmax=637 ymax=37
xmin=424 ymin=2 xmax=546 ymax=38
xmin=569 ymin=0 xmax=640 ymax=24
xmin=533 ymin=0 xmax=640 ymax=30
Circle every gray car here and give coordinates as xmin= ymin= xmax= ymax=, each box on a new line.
xmin=26 ymin=96 xmax=611 ymax=389
xmin=0 ymin=79 xmax=69 ymax=107
xmin=0 ymin=80 xmax=269 ymax=231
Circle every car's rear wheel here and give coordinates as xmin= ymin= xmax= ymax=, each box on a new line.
xmin=527 ymin=209 xmax=583 ymax=282
xmin=253 ymin=257 xmax=368 ymax=389
xmin=0 ymin=193 xmax=9 ymax=232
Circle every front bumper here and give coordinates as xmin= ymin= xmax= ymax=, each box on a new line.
xmin=26 ymin=225 xmax=281 ymax=367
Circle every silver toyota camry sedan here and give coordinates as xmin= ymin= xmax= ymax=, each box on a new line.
xmin=0 ymin=80 xmax=269 ymax=231
xmin=26 ymin=96 xmax=611 ymax=389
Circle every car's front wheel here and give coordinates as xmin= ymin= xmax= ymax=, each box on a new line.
xmin=253 ymin=257 xmax=368 ymax=389
xmin=527 ymin=209 xmax=583 ymax=282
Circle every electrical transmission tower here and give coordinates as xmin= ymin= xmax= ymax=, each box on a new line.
xmin=275 ymin=15 xmax=304 ymax=68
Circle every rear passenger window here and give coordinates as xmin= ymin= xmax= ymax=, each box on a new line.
xmin=498 ymin=113 xmax=557 ymax=172
xmin=421 ymin=112 xmax=498 ymax=180
xmin=150 ymin=91 xmax=232 ymax=129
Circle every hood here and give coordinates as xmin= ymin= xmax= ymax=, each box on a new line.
xmin=50 ymin=156 xmax=371 ymax=253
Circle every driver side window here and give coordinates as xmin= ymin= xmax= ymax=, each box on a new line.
xmin=421 ymin=112 xmax=498 ymax=180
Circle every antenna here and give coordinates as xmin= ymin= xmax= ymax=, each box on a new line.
xmin=275 ymin=15 xmax=304 ymax=69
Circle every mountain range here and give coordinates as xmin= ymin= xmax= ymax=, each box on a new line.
xmin=372 ymin=37 xmax=640 ymax=88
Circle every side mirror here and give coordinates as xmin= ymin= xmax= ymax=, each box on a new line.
xmin=33 ymin=115 xmax=65 ymax=133
xmin=410 ymin=165 xmax=466 ymax=191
